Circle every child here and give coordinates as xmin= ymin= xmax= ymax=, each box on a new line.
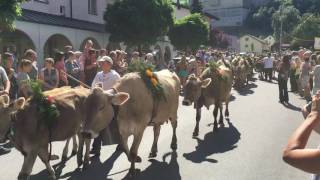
xmin=17 ymin=59 xmax=33 ymax=98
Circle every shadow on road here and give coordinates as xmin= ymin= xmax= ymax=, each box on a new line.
xmin=123 ymin=151 xmax=181 ymax=180
xmin=234 ymin=83 xmax=258 ymax=96
xmin=183 ymin=121 xmax=241 ymax=164
xmin=30 ymin=150 xmax=122 ymax=180
xmin=283 ymin=102 xmax=301 ymax=112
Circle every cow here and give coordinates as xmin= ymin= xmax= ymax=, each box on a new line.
xmin=82 ymin=69 xmax=180 ymax=176
xmin=182 ymin=61 xmax=233 ymax=136
xmin=232 ymin=57 xmax=251 ymax=88
xmin=1 ymin=87 xmax=90 ymax=180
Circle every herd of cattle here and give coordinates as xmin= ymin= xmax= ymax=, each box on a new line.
xmin=0 ymin=56 xmax=265 ymax=180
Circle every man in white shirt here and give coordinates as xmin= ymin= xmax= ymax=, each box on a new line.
xmin=90 ymin=56 xmax=120 ymax=156
xmin=263 ymin=53 xmax=274 ymax=81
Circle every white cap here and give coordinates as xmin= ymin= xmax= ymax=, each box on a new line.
xmin=98 ymin=56 xmax=113 ymax=65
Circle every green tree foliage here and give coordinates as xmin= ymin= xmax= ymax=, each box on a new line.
xmin=292 ymin=0 xmax=320 ymax=14
xmin=0 ymin=0 xmax=28 ymax=31
xmin=104 ymin=0 xmax=174 ymax=47
xmin=190 ymin=0 xmax=202 ymax=14
xmin=272 ymin=5 xmax=301 ymax=42
xmin=168 ymin=13 xmax=209 ymax=51
xmin=291 ymin=14 xmax=320 ymax=48
xmin=244 ymin=0 xmax=281 ymax=34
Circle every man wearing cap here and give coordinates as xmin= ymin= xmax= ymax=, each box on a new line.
xmin=90 ymin=56 xmax=121 ymax=156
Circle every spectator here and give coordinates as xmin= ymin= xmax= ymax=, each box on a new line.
xmin=98 ymin=49 xmax=107 ymax=60
xmin=17 ymin=59 xmax=32 ymax=98
xmin=65 ymin=51 xmax=81 ymax=87
xmin=277 ymin=55 xmax=291 ymax=103
xmin=283 ymin=92 xmax=320 ymax=178
xmin=263 ymin=53 xmax=274 ymax=81
xmin=145 ymin=53 xmax=155 ymax=66
xmin=64 ymin=45 xmax=73 ymax=60
xmin=54 ymin=51 xmax=68 ymax=87
xmin=312 ymin=55 xmax=320 ymax=96
xmin=3 ymin=52 xmax=17 ymax=99
xmin=84 ymin=49 xmax=97 ymax=86
xmin=39 ymin=58 xmax=59 ymax=91
xmin=74 ymin=51 xmax=84 ymax=83
xmin=90 ymin=56 xmax=120 ymax=156
xmin=131 ymin=51 xmax=141 ymax=64
xmin=0 ymin=53 xmax=11 ymax=155
xmin=300 ymin=51 xmax=312 ymax=101
xmin=176 ymin=56 xmax=188 ymax=88
xmin=23 ymin=49 xmax=38 ymax=80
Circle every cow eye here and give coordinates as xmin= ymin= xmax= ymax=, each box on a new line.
xmin=99 ymin=104 xmax=106 ymax=111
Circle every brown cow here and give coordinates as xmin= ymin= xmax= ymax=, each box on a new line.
xmin=2 ymin=87 xmax=90 ymax=180
xmin=82 ymin=69 xmax=180 ymax=176
xmin=182 ymin=62 xmax=233 ymax=136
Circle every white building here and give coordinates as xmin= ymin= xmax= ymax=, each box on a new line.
xmin=0 ymin=0 xmax=178 ymax=66
xmin=240 ymin=35 xmax=269 ymax=54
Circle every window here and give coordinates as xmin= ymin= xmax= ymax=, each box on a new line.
xmin=88 ymin=0 xmax=97 ymax=15
xmin=34 ymin=0 xmax=49 ymax=4
xmin=245 ymin=37 xmax=249 ymax=41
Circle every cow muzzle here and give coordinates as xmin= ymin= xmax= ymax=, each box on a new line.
xmin=182 ymin=99 xmax=192 ymax=106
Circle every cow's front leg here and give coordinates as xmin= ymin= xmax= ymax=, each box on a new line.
xmin=62 ymin=138 xmax=71 ymax=162
xmin=77 ymin=134 xmax=84 ymax=167
xmin=219 ymin=104 xmax=224 ymax=127
xmin=83 ymin=138 xmax=91 ymax=169
xmin=149 ymin=125 xmax=161 ymax=158
xmin=213 ymin=104 xmax=219 ymax=131
xmin=225 ymin=102 xmax=230 ymax=118
xmin=38 ymin=145 xmax=56 ymax=180
xmin=18 ymin=150 xmax=38 ymax=180
xmin=170 ymin=117 xmax=178 ymax=151
xmin=129 ymin=131 xmax=144 ymax=176
xmin=72 ymin=135 xmax=78 ymax=156
xmin=193 ymin=107 xmax=201 ymax=137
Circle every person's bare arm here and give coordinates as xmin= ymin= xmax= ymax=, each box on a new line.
xmin=283 ymin=93 xmax=320 ymax=174
xmin=4 ymin=79 xmax=10 ymax=94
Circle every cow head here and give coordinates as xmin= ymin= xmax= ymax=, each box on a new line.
xmin=0 ymin=95 xmax=25 ymax=142
xmin=82 ymin=87 xmax=129 ymax=139
xmin=182 ymin=74 xmax=211 ymax=106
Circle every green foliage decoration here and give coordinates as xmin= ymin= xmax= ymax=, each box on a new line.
xmin=127 ymin=61 xmax=166 ymax=101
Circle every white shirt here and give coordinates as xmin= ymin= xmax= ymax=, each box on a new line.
xmin=263 ymin=57 xmax=274 ymax=69
xmin=91 ymin=70 xmax=120 ymax=90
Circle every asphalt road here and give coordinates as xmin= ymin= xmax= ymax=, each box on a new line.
xmin=0 ymin=76 xmax=319 ymax=180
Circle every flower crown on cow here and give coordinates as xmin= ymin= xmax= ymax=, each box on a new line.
xmin=128 ymin=61 xmax=166 ymax=101
xmin=30 ymin=81 xmax=60 ymax=128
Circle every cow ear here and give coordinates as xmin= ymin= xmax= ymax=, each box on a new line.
xmin=111 ymin=92 xmax=130 ymax=106
xmin=14 ymin=97 xmax=25 ymax=110
xmin=0 ymin=95 xmax=10 ymax=108
xmin=92 ymin=87 xmax=104 ymax=94
xmin=201 ymin=78 xmax=211 ymax=88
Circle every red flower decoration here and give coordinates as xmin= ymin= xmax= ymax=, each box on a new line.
xmin=46 ymin=96 xmax=54 ymax=104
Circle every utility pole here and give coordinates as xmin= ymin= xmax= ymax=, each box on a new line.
xmin=279 ymin=4 xmax=283 ymax=57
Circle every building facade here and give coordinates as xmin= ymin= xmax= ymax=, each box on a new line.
xmin=0 ymin=0 xmax=178 ymax=67
xmin=240 ymin=35 xmax=269 ymax=54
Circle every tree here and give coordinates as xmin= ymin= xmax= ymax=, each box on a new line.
xmin=292 ymin=0 xmax=320 ymax=14
xmin=0 ymin=0 xmax=28 ymax=31
xmin=291 ymin=14 xmax=320 ymax=48
xmin=168 ymin=13 xmax=209 ymax=51
xmin=244 ymin=0 xmax=281 ymax=34
xmin=104 ymin=0 xmax=174 ymax=49
xmin=208 ymin=28 xmax=229 ymax=49
xmin=272 ymin=5 xmax=301 ymax=42
xmin=190 ymin=0 xmax=202 ymax=14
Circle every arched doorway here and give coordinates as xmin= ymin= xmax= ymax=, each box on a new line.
xmin=80 ymin=37 xmax=101 ymax=50
xmin=0 ymin=30 xmax=35 ymax=60
xmin=44 ymin=34 xmax=72 ymax=58
xmin=164 ymin=46 xmax=171 ymax=64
